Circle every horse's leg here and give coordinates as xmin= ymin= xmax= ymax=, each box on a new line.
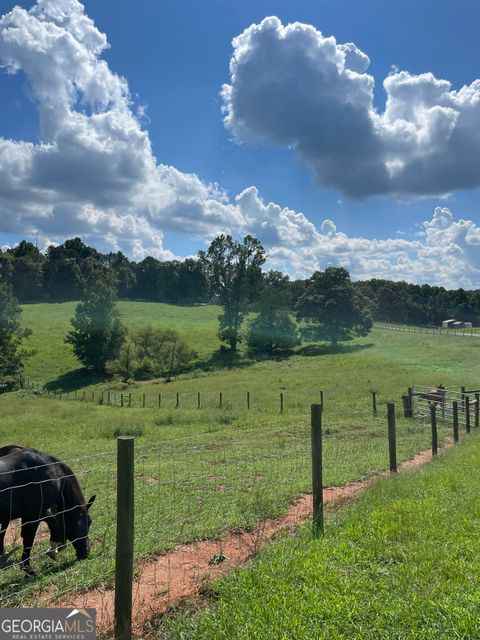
xmin=20 ymin=519 xmax=39 ymax=575
xmin=0 ymin=520 xmax=9 ymax=556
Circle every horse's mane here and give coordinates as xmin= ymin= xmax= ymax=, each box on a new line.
xmin=45 ymin=454 xmax=86 ymax=509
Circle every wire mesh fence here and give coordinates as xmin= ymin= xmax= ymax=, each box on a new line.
xmin=0 ymin=393 xmax=467 ymax=639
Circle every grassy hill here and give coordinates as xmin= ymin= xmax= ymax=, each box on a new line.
xmin=19 ymin=300 xmax=480 ymax=406
xmin=20 ymin=301 xmax=221 ymax=385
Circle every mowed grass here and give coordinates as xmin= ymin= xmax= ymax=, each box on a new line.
xmin=165 ymin=433 xmax=480 ymax=640
xmin=0 ymin=301 xmax=477 ymax=605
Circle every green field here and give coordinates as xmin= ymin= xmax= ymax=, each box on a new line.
xmin=20 ymin=301 xmax=221 ymax=386
xmin=0 ymin=302 xmax=476 ymax=612
xmin=164 ymin=432 xmax=480 ymax=640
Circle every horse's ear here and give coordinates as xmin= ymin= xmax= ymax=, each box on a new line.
xmin=87 ymin=495 xmax=96 ymax=510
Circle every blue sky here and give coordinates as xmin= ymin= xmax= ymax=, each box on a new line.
xmin=1 ymin=0 xmax=480 ymax=286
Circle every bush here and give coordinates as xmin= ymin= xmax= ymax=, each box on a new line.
xmin=107 ymin=326 xmax=197 ymax=381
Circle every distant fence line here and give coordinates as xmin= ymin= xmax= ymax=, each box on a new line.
xmin=21 ymin=382 xmax=390 ymax=418
xmin=2 ymin=392 xmax=472 ymax=639
xmin=374 ymin=322 xmax=478 ymax=337
xmin=21 ymin=381 xmax=327 ymax=414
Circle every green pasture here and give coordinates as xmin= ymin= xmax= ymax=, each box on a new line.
xmin=0 ymin=302 xmax=477 ymax=607
xmin=165 ymin=432 xmax=480 ymax=640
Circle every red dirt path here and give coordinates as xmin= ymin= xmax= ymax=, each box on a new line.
xmin=51 ymin=443 xmax=445 ymax=634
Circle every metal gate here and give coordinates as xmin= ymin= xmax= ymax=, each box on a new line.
xmin=411 ymin=385 xmax=480 ymax=426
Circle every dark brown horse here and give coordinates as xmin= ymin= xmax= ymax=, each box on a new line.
xmin=0 ymin=445 xmax=95 ymax=575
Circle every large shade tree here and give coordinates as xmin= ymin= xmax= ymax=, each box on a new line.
xmin=199 ymin=235 xmax=266 ymax=351
xmin=297 ymin=267 xmax=372 ymax=346
xmin=247 ymin=271 xmax=299 ymax=354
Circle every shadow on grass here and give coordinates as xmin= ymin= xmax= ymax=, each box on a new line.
xmin=196 ymin=341 xmax=375 ymax=372
xmin=297 ymin=342 xmax=375 ymax=357
xmin=45 ymin=369 xmax=106 ymax=392
xmin=195 ymin=348 xmax=253 ymax=372
xmin=43 ymin=342 xmax=375 ymax=390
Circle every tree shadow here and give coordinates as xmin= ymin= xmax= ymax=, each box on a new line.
xmin=42 ymin=342 xmax=375 ymax=390
xmin=195 ymin=348 xmax=253 ymax=372
xmin=297 ymin=342 xmax=375 ymax=357
xmin=45 ymin=369 xmax=106 ymax=392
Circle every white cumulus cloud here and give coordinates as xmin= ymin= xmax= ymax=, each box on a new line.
xmin=0 ymin=0 xmax=244 ymax=255
xmin=265 ymin=206 xmax=480 ymax=289
xmin=1 ymin=3 xmax=480 ymax=289
xmin=222 ymin=16 xmax=480 ymax=199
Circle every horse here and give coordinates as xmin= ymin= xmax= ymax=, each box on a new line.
xmin=0 ymin=445 xmax=95 ymax=575
xmin=420 ymin=384 xmax=446 ymax=409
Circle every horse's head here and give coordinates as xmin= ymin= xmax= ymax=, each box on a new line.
xmin=61 ymin=495 xmax=96 ymax=560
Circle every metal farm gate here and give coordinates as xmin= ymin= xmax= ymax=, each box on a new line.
xmin=411 ymin=385 xmax=480 ymax=427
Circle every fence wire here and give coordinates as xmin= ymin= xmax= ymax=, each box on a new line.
xmin=0 ymin=391 xmax=466 ymax=637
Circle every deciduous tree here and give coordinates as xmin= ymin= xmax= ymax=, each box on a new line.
xmin=247 ymin=271 xmax=299 ymax=354
xmin=66 ymin=271 xmax=125 ymax=372
xmin=0 ymin=283 xmax=32 ymax=381
xmin=199 ymin=235 xmax=266 ymax=351
xmin=297 ymin=268 xmax=371 ymax=346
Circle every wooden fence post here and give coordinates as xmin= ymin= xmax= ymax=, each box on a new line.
xmin=280 ymin=392 xmax=284 ymax=414
xmin=176 ymin=392 xmax=180 ymax=409
xmin=453 ymin=401 xmax=459 ymax=443
xmin=475 ymin=393 xmax=479 ymax=429
xmin=142 ymin=393 xmax=146 ymax=409
xmin=402 ymin=396 xmax=413 ymax=418
xmin=114 ymin=436 xmax=135 ymax=640
xmin=465 ymin=396 xmax=471 ymax=434
xmin=372 ymin=391 xmax=377 ymax=416
xmin=120 ymin=393 xmax=124 ymax=408
xmin=408 ymin=387 xmax=414 ymax=416
xmin=129 ymin=393 xmax=132 ymax=408
xmin=247 ymin=391 xmax=250 ymax=410
xmin=320 ymin=390 xmax=324 ymax=406
xmin=461 ymin=386 xmax=466 ymax=413
xmin=158 ymin=393 xmax=161 ymax=409
xmin=197 ymin=392 xmax=201 ymax=409
xmin=430 ymin=405 xmax=438 ymax=456
xmin=219 ymin=392 xmax=222 ymax=408
xmin=311 ymin=403 xmax=324 ymax=537
xmin=387 ymin=403 xmax=397 ymax=473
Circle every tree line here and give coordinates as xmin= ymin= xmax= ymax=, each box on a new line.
xmin=1 ymin=237 xmax=479 ymax=326
xmin=1 ymin=233 xmax=479 ymax=384
xmin=0 ymin=238 xmax=208 ymax=304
